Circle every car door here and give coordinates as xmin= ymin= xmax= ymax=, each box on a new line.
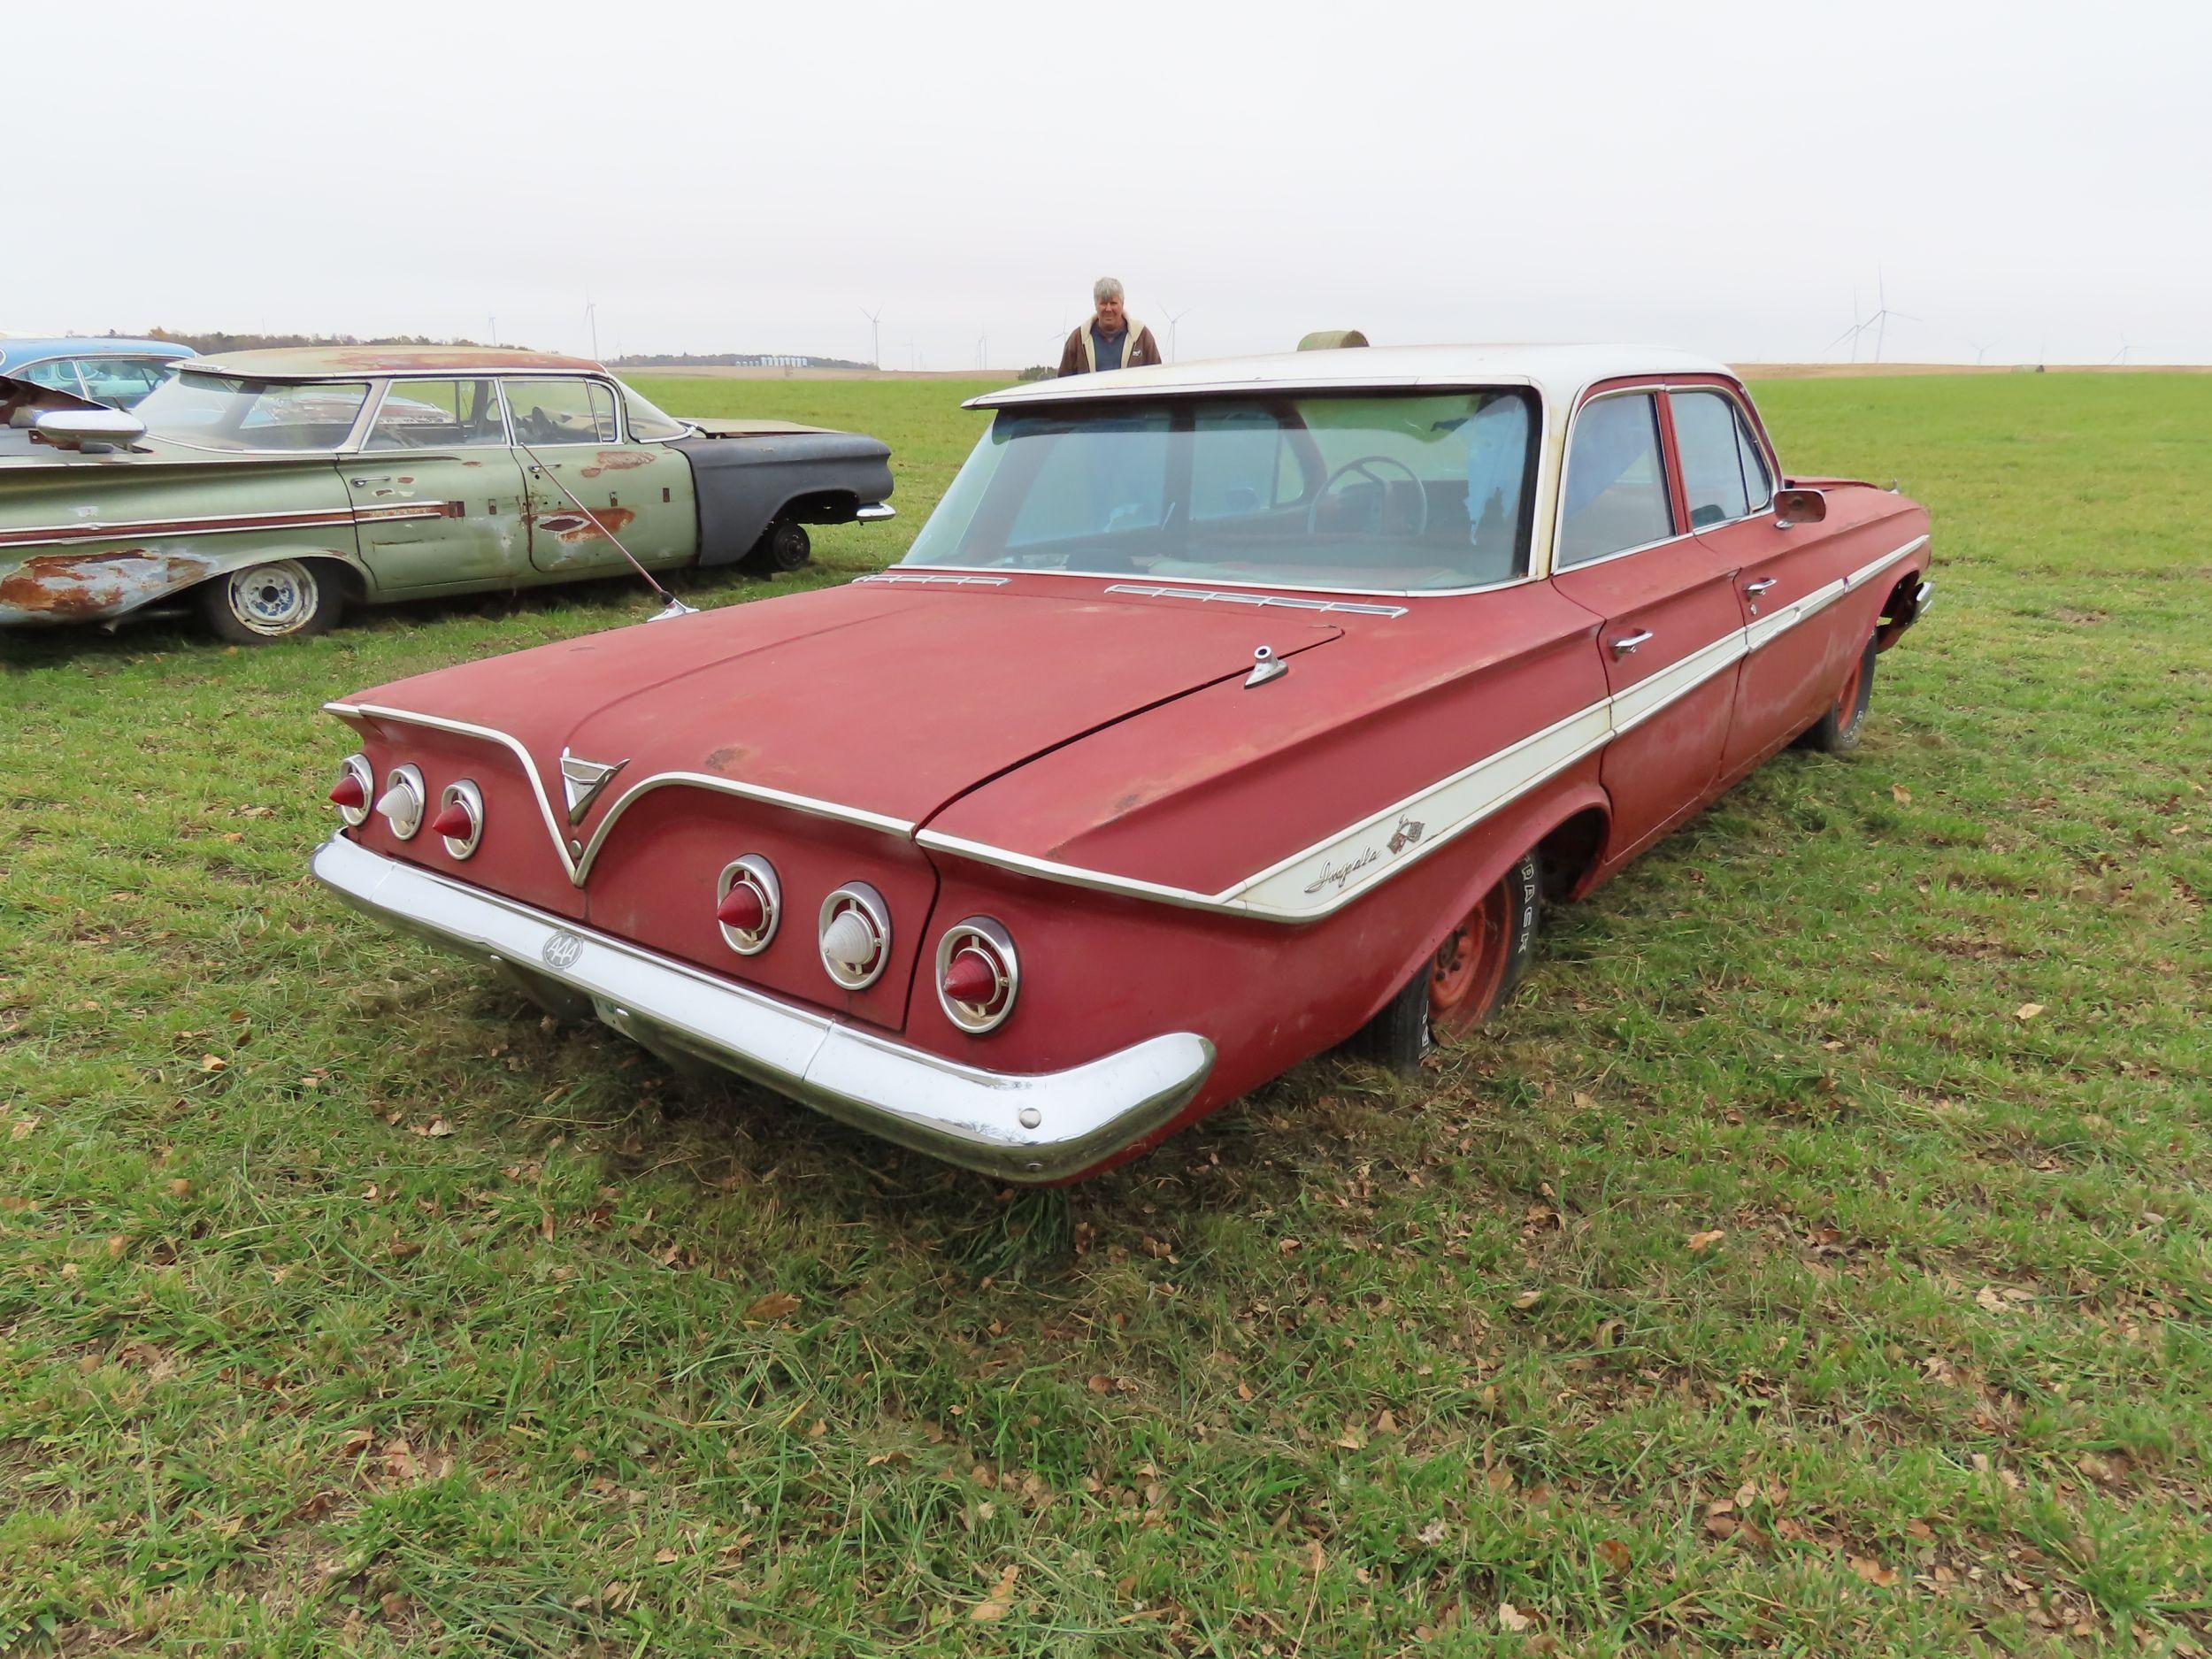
xmin=1674 ymin=385 xmax=1858 ymax=777
xmin=501 ymin=377 xmax=694 ymax=577
xmin=342 ymin=378 xmax=531 ymax=590
xmin=1548 ymin=384 xmax=1747 ymax=863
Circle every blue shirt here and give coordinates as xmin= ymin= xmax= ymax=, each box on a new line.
xmin=1092 ymin=325 xmax=1126 ymax=373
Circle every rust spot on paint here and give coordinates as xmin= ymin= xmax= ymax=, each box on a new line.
xmin=0 ymin=549 xmax=219 ymax=618
xmin=703 ymin=743 xmax=755 ymax=773
xmin=579 ymin=449 xmax=653 ymax=480
xmin=461 ymin=459 xmax=484 ymax=468
xmin=537 ymin=506 xmax=638 ymax=543
xmin=396 ymin=475 xmax=415 ymax=484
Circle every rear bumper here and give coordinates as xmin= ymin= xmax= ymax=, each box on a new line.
xmin=311 ymin=834 xmax=1213 ymax=1181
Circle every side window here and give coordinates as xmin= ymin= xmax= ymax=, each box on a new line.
xmin=503 ymin=379 xmax=618 ymax=446
xmin=1557 ymin=392 xmax=1673 ymax=565
xmin=17 ymin=360 xmax=84 ymax=396
xmin=1672 ymin=390 xmax=1750 ymax=528
xmin=366 ymin=379 xmax=504 ymax=449
xmin=76 ymin=358 xmax=171 ymax=407
xmin=1734 ymin=406 xmax=1773 ymax=511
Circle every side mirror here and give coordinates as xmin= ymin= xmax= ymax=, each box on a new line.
xmin=1773 ymin=486 xmax=1827 ymax=529
xmin=32 ymin=406 xmax=147 ymax=452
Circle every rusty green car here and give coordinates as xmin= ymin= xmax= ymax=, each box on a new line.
xmin=0 ymin=347 xmax=894 ymax=641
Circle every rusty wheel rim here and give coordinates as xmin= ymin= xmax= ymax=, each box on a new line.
xmin=1428 ymin=880 xmax=1513 ymax=1035
xmin=226 ymin=561 xmax=317 ymax=636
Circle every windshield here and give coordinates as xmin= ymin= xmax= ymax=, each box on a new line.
xmin=902 ymin=390 xmax=1539 ymax=593
xmin=618 ymin=380 xmax=689 ymax=441
xmin=134 ymin=372 xmax=370 ymax=452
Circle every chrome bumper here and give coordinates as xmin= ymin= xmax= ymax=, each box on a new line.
xmin=311 ymin=834 xmax=1213 ymax=1181
xmin=855 ymin=502 xmax=897 ymax=521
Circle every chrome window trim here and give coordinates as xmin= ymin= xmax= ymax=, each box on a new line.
xmin=1549 ymin=385 xmax=1679 ymax=573
xmin=882 ymin=563 xmax=1542 ymax=603
xmin=323 ymin=701 xmax=917 ymax=888
xmin=355 ymin=374 xmax=516 ymax=454
xmin=1666 ymin=383 xmax=1778 ymax=534
xmin=492 ymin=374 xmax=630 ymax=448
xmin=1101 ymin=583 xmax=1409 ymax=618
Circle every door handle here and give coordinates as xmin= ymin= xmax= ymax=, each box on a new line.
xmin=349 ymin=475 xmax=391 ymax=487
xmin=1610 ymin=630 xmax=1655 ymax=657
xmin=1745 ymin=577 xmax=1778 ymax=595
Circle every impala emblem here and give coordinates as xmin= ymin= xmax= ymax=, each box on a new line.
xmin=1387 ymin=816 xmax=1425 ymax=855
xmin=558 ymin=749 xmax=628 ymax=824
xmin=541 ymin=930 xmax=583 ymax=970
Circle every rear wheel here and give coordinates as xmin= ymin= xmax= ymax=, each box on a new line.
xmin=1353 ymin=851 xmax=1541 ymax=1073
xmin=745 ymin=520 xmax=812 ymax=574
xmin=196 ymin=559 xmax=343 ymax=642
xmin=1797 ymin=634 xmax=1877 ymax=753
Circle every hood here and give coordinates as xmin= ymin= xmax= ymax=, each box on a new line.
xmin=349 ymin=581 xmax=1340 ymax=830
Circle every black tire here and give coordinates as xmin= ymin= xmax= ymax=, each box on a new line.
xmin=1351 ymin=849 xmax=1542 ymax=1073
xmin=745 ymin=520 xmax=812 ymax=574
xmin=196 ymin=559 xmax=344 ymax=643
xmin=1796 ymin=633 xmax=1878 ymax=754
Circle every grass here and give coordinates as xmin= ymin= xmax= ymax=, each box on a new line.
xmin=2 ymin=369 xmax=2208 ymax=1656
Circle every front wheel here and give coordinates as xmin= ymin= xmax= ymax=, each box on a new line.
xmin=1352 ymin=851 xmax=1541 ymax=1073
xmin=1796 ymin=634 xmax=1878 ymax=753
xmin=745 ymin=521 xmax=812 ymax=574
xmin=196 ymin=559 xmax=343 ymax=642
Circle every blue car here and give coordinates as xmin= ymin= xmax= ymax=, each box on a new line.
xmin=0 ymin=336 xmax=194 ymax=409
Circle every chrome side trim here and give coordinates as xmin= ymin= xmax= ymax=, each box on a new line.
xmin=0 ymin=503 xmax=452 ymax=552
xmin=322 ymin=702 xmax=917 ymax=887
xmin=311 ymin=834 xmax=1214 ymax=1182
xmin=920 ymin=533 xmax=1929 ymax=922
xmin=1102 ymin=583 xmax=1408 ymax=618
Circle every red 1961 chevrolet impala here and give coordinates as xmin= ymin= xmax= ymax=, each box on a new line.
xmin=311 ymin=344 xmax=1932 ymax=1181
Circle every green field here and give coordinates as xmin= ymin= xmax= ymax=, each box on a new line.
xmin=3 ymin=372 xmax=2207 ymax=1656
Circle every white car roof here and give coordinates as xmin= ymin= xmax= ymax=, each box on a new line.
xmin=971 ymin=343 xmax=1738 ymax=411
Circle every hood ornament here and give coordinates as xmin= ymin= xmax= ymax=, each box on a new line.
xmin=558 ymin=749 xmax=629 ymax=824
xmin=1244 ymin=644 xmax=1287 ymax=689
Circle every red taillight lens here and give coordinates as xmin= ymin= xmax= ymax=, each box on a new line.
xmin=935 ymin=918 xmax=1018 ymax=1033
xmin=329 ymin=774 xmax=366 ymax=810
xmin=717 ymin=883 xmax=766 ymax=932
xmin=430 ymin=801 xmax=474 ymax=840
xmin=435 ymin=780 xmax=484 ymax=858
xmin=941 ymin=949 xmax=999 ymax=1006
xmin=332 ymin=755 xmax=373 ymax=826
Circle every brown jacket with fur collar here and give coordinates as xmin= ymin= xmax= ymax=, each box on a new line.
xmin=1056 ymin=316 xmax=1162 ymax=377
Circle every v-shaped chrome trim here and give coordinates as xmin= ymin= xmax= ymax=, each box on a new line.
xmin=558 ymin=749 xmax=628 ymax=825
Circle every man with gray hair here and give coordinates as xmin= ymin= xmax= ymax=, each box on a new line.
xmin=1056 ymin=278 xmax=1164 ymax=377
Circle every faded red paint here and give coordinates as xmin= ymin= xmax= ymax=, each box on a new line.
xmin=579 ymin=450 xmax=653 ymax=480
xmin=0 ymin=549 xmax=217 ymax=617
xmin=537 ymin=506 xmax=638 ymax=543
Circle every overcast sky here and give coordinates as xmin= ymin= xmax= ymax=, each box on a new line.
xmin=10 ymin=1 xmax=2208 ymax=367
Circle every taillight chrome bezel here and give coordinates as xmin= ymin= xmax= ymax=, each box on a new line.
xmin=716 ymin=855 xmax=781 ymax=956
xmin=378 ymin=764 xmax=426 ymax=841
xmin=818 ymin=881 xmax=892 ymax=990
xmin=935 ymin=917 xmax=1019 ymax=1033
xmin=334 ymin=753 xmax=374 ymax=827
xmin=437 ymin=780 xmax=484 ymax=859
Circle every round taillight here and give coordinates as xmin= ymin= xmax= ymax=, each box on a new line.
xmin=818 ymin=882 xmax=891 ymax=989
xmin=716 ymin=856 xmax=780 ymax=956
xmin=375 ymin=764 xmax=426 ymax=840
xmin=331 ymin=754 xmax=373 ymax=826
xmin=935 ymin=918 xmax=1018 ymax=1033
xmin=434 ymin=780 xmax=483 ymax=858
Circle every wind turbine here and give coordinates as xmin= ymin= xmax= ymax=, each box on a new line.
xmin=858 ymin=304 xmax=884 ymax=371
xmin=1162 ymin=305 xmax=1191 ymax=361
xmin=2108 ymin=334 xmax=2131 ymax=365
xmin=585 ymin=296 xmax=599 ymax=361
xmin=1824 ymin=287 xmax=1871 ymax=363
xmin=1861 ymin=270 xmax=1919 ymax=364
xmin=1964 ymin=335 xmax=1993 ymax=366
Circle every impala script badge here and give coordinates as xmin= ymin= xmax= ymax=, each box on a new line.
xmin=558 ymin=749 xmax=629 ymax=824
xmin=541 ymin=931 xmax=584 ymax=970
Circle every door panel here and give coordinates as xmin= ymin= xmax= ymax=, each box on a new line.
xmin=503 ymin=378 xmax=695 ymax=576
xmin=346 ymin=379 xmax=529 ymax=590
xmin=1552 ymin=541 xmax=1746 ymax=859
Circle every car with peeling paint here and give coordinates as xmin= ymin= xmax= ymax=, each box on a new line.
xmin=0 ymin=336 xmax=195 ymax=410
xmin=309 ymin=342 xmax=1932 ymax=1182
xmin=0 ymin=346 xmax=894 ymax=641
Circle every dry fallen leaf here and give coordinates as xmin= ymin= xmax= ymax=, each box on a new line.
xmin=10 ymin=1118 xmax=37 ymax=1141
xmin=167 ymin=1179 xmax=193 ymax=1199
xmin=2015 ymin=1002 xmax=2045 ymax=1022
xmin=1498 ymin=1601 xmax=1533 ymax=1632
xmin=746 ymin=1290 xmax=802 ymax=1321
xmin=1510 ymin=1289 xmax=1544 ymax=1311
xmin=1849 ymin=1555 xmax=1900 ymax=1588
xmin=1890 ymin=784 xmax=1912 ymax=804
xmin=1302 ymin=1538 xmax=1326 ymax=1576
xmin=1417 ymin=1518 xmax=1450 ymax=1547
xmin=1595 ymin=1538 xmax=1631 ymax=1573
xmin=411 ymin=1118 xmax=455 ymax=1138
xmin=200 ymin=1055 xmax=227 ymax=1072
xmin=1686 ymin=1229 xmax=1726 ymax=1252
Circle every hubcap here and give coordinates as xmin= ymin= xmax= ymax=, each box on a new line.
xmin=226 ymin=562 xmax=317 ymax=635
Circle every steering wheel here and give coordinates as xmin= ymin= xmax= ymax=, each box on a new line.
xmin=1306 ymin=455 xmax=1430 ymax=538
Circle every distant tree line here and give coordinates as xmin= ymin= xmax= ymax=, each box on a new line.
xmin=139 ymin=328 xmax=514 ymax=355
